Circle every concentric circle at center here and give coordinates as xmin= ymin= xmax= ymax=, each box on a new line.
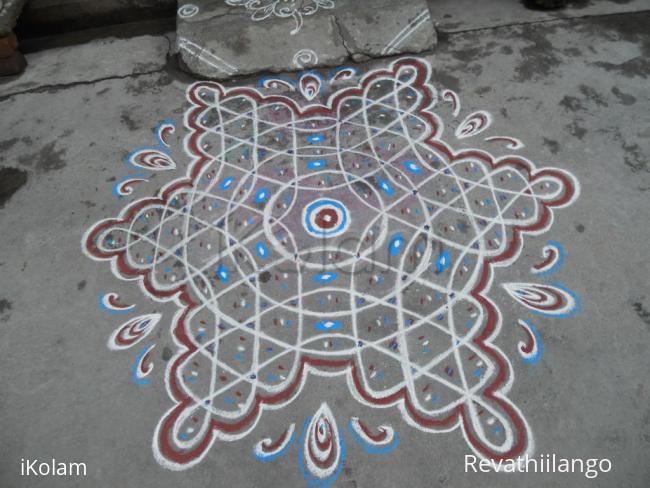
xmin=303 ymin=198 xmax=350 ymax=238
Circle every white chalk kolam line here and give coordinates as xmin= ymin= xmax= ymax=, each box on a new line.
xmin=178 ymin=4 xmax=199 ymax=18
xmin=225 ymin=0 xmax=336 ymax=35
xmin=382 ymin=9 xmax=431 ymax=55
xmin=348 ymin=417 xmax=399 ymax=454
xmin=253 ymin=423 xmax=296 ymax=462
xmin=299 ymin=403 xmax=344 ymax=483
xmin=108 ymin=313 xmax=161 ymax=351
xmin=177 ymin=37 xmax=238 ymax=76
xmin=293 ymin=49 xmax=319 ymax=69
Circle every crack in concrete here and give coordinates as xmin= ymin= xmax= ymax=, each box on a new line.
xmin=332 ymin=14 xmax=354 ymax=60
xmin=0 ymin=67 xmax=167 ymax=103
xmin=0 ymin=32 xmax=176 ymax=103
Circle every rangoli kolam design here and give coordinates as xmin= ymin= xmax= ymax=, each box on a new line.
xmin=83 ymin=58 xmax=580 ymax=482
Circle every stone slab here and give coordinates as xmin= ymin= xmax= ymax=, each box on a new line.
xmin=176 ymin=0 xmax=436 ymax=79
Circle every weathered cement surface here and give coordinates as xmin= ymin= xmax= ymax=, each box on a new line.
xmin=429 ymin=0 xmax=650 ymax=32
xmin=0 ymin=33 xmax=171 ymax=98
xmin=177 ymin=0 xmax=436 ymax=79
xmin=0 ymin=8 xmax=649 ymax=488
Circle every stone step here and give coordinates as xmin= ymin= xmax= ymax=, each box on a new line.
xmin=176 ymin=0 xmax=436 ymax=80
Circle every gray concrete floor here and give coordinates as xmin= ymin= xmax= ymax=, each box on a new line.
xmin=0 ymin=2 xmax=649 ymax=487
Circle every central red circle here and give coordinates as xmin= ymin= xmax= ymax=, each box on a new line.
xmin=314 ymin=208 xmax=339 ymax=229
